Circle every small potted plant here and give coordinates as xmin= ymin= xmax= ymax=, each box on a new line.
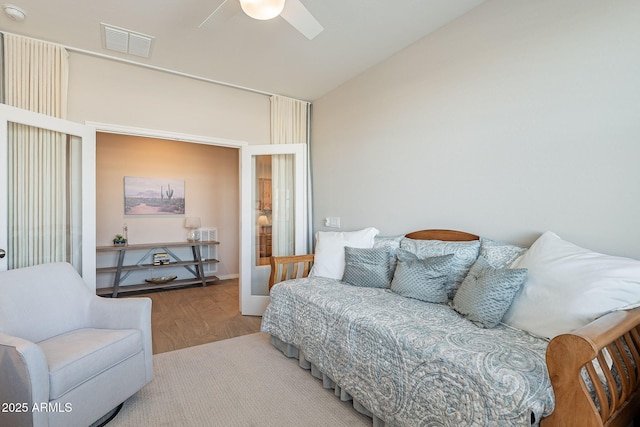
xmin=113 ymin=234 xmax=127 ymax=246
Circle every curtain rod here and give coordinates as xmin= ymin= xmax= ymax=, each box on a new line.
xmin=0 ymin=30 xmax=310 ymax=102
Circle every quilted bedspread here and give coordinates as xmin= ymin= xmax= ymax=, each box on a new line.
xmin=261 ymin=277 xmax=555 ymax=427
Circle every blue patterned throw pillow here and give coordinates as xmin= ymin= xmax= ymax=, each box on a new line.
xmin=342 ymin=246 xmax=396 ymax=289
xmin=390 ymin=249 xmax=454 ymax=304
xmin=400 ymin=238 xmax=480 ymax=299
xmin=479 ymin=237 xmax=527 ymax=268
xmin=452 ymin=256 xmax=528 ymax=328
xmin=373 ymin=235 xmax=404 ymax=251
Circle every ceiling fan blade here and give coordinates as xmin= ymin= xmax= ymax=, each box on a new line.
xmin=280 ymin=0 xmax=324 ymax=40
xmin=198 ymin=0 xmax=241 ymax=29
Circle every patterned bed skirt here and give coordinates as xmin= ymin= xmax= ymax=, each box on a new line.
xmin=270 ymin=335 xmax=385 ymax=427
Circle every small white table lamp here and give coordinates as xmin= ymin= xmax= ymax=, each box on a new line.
xmin=184 ymin=217 xmax=202 ymax=242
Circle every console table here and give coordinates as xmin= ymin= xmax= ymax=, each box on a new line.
xmin=96 ymin=241 xmax=219 ymax=297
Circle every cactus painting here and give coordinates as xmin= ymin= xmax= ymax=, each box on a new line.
xmin=123 ymin=176 xmax=185 ymax=215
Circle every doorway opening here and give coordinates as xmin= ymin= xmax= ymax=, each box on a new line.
xmin=94 ymin=131 xmax=241 ymax=294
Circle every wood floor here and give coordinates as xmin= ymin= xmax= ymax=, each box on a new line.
xmin=127 ymin=279 xmax=262 ymax=354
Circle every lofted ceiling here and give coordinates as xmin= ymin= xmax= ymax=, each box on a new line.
xmin=0 ymin=0 xmax=485 ymax=101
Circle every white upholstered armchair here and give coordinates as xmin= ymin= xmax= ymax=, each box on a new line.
xmin=0 ymin=262 xmax=153 ymax=427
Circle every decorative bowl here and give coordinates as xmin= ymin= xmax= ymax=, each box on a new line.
xmin=145 ymin=275 xmax=177 ymax=284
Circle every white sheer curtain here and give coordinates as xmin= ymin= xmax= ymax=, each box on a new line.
xmin=2 ymin=34 xmax=78 ymax=270
xmin=270 ymin=95 xmax=309 ymax=256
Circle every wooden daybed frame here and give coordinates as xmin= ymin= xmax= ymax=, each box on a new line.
xmin=268 ymin=229 xmax=640 ymax=427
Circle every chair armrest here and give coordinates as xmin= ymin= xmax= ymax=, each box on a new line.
xmin=0 ymin=333 xmax=49 ymax=427
xmin=88 ymin=296 xmax=154 ymax=382
xmin=542 ymin=307 xmax=640 ymax=427
xmin=269 ymin=254 xmax=315 ymax=289
xmin=88 ymin=296 xmax=151 ymax=330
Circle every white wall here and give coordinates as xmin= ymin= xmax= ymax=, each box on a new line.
xmin=311 ymin=0 xmax=640 ymax=259
xmin=67 ymin=54 xmax=270 ymax=144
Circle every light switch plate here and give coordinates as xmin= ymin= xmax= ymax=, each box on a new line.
xmin=324 ymin=217 xmax=341 ymax=228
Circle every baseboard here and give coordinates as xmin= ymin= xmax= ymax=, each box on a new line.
xmin=213 ymin=273 xmax=239 ymax=281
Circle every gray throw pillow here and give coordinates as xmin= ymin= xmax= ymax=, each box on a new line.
xmin=452 ymin=256 xmax=528 ymax=328
xmin=390 ymin=249 xmax=454 ymax=304
xmin=342 ymin=246 xmax=395 ymax=289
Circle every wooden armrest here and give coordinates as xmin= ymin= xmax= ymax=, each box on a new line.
xmin=268 ymin=254 xmax=315 ymax=289
xmin=542 ymin=307 xmax=640 ymax=427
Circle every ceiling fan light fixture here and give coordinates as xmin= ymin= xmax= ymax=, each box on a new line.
xmin=239 ymin=0 xmax=285 ymax=21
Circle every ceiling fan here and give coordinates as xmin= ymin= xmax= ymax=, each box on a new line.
xmin=198 ymin=0 xmax=324 ymax=40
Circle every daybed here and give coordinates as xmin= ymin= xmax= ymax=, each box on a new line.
xmin=261 ymin=229 xmax=640 ymax=427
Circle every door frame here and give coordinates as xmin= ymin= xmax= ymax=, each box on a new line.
xmin=86 ymin=123 xmax=258 ymax=306
xmin=0 ymin=104 xmax=96 ymax=286
xmin=86 ymin=122 xmax=249 ymax=150
xmin=86 ymin=121 xmax=248 ymax=282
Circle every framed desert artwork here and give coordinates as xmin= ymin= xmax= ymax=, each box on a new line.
xmin=124 ymin=176 xmax=185 ymax=215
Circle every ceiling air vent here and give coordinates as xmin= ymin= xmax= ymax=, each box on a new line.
xmin=101 ymin=23 xmax=154 ymax=58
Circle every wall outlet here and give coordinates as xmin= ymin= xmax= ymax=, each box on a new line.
xmin=324 ymin=217 xmax=341 ymax=228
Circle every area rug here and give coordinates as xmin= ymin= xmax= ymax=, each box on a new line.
xmin=109 ymin=332 xmax=371 ymax=426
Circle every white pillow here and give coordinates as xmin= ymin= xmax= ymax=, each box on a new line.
xmin=503 ymin=231 xmax=640 ymax=340
xmin=309 ymin=227 xmax=379 ymax=280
